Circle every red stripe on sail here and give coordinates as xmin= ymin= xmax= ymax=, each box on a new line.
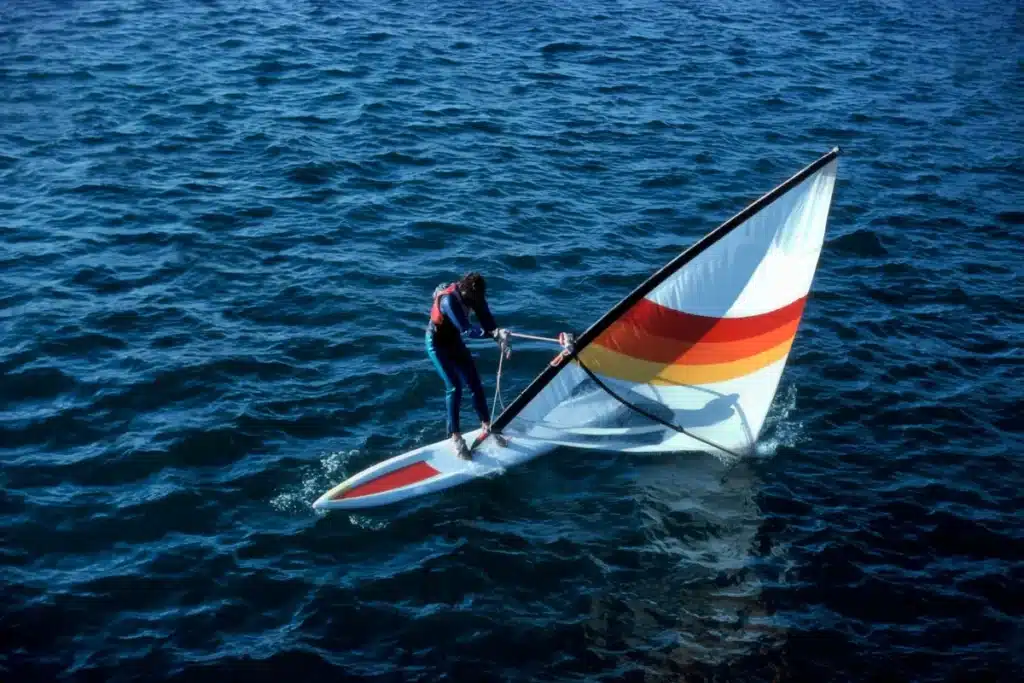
xmin=598 ymin=296 xmax=807 ymax=346
xmin=335 ymin=461 xmax=440 ymax=500
xmin=593 ymin=318 xmax=801 ymax=366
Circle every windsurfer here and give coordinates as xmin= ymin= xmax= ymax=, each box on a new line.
xmin=425 ymin=272 xmax=510 ymax=459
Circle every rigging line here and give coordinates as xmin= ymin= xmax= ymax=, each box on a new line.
xmin=490 ymin=330 xmax=557 ymax=422
xmin=507 ymin=331 xmax=563 ymax=344
xmin=490 ymin=347 xmax=505 ymax=423
xmin=566 ymin=350 xmax=746 ymax=460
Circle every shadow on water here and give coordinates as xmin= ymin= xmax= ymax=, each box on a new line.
xmin=581 ymin=455 xmax=788 ymax=674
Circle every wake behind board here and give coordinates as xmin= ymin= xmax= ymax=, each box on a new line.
xmin=312 ymin=429 xmax=555 ymax=511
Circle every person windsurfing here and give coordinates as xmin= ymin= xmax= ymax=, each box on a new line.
xmin=426 ymin=272 xmax=510 ymax=459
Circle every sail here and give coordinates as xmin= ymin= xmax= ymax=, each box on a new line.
xmin=492 ymin=148 xmax=840 ymax=456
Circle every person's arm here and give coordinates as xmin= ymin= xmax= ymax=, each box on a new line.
xmin=441 ymin=294 xmax=486 ymax=338
xmin=471 ymin=296 xmax=498 ymax=336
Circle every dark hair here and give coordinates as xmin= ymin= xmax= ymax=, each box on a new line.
xmin=458 ymin=271 xmax=486 ymax=303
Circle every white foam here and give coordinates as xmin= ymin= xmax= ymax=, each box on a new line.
xmin=755 ymin=383 xmax=804 ymax=457
xmin=270 ymin=449 xmax=360 ymax=515
xmin=347 ymin=514 xmax=389 ymax=530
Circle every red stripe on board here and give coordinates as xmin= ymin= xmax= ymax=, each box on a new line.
xmin=335 ymin=461 xmax=440 ymax=500
xmin=599 ymin=296 xmax=807 ymax=346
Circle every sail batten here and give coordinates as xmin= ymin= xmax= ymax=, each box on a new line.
xmin=492 ymin=148 xmax=840 ymax=456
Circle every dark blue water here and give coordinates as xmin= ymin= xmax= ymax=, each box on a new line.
xmin=2 ymin=0 xmax=1022 ymax=680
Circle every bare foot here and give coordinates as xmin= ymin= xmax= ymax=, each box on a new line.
xmin=451 ymin=433 xmax=471 ymax=460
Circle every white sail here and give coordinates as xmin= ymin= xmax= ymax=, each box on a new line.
xmin=494 ymin=150 xmax=839 ymax=456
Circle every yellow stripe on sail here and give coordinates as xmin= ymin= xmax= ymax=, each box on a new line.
xmin=578 ymin=336 xmax=796 ymax=385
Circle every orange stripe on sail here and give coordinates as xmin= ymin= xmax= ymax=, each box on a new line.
xmin=600 ymin=296 xmax=807 ymax=346
xmin=593 ymin=317 xmax=801 ymax=366
xmin=578 ymin=336 xmax=795 ymax=385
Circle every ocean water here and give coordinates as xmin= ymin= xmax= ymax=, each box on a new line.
xmin=2 ymin=0 xmax=1022 ymax=681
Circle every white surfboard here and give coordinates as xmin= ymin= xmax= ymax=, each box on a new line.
xmin=312 ymin=430 xmax=555 ymax=510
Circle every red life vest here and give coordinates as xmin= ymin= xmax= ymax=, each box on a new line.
xmin=429 ymin=283 xmax=458 ymax=326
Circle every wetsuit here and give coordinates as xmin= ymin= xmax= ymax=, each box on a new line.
xmin=425 ymin=286 xmax=498 ymax=436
